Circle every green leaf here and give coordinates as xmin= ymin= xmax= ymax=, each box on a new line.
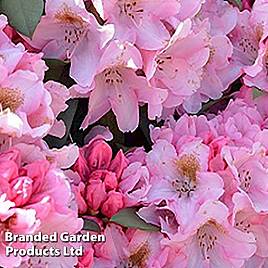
xmin=83 ymin=218 xmax=101 ymax=233
xmin=0 ymin=0 xmax=44 ymax=37
xmin=110 ymin=208 xmax=160 ymax=232
xmin=228 ymin=0 xmax=242 ymax=10
xmin=253 ymin=87 xmax=263 ymax=99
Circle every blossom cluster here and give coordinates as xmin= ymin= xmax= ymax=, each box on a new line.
xmin=0 ymin=0 xmax=268 ymax=267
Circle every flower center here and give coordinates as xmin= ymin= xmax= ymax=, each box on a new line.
xmin=156 ymin=55 xmax=174 ymax=72
xmin=197 ymin=220 xmax=224 ymax=260
xmin=128 ymin=242 xmax=150 ymax=267
xmin=55 ymin=5 xmax=85 ymax=27
xmin=116 ymin=242 xmax=150 ymax=268
xmin=118 ymin=0 xmax=144 ymax=21
xmin=238 ymin=169 xmax=252 ymax=193
xmin=235 ymin=216 xmax=251 ymax=234
xmin=172 ymin=154 xmax=200 ymax=198
xmin=0 ymin=88 xmax=24 ymax=112
xmin=104 ymin=68 xmax=123 ymax=85
xmin=238 ymin=37 xmax=258 ymax=64
xmin=55 ymin=4 xmax=86 ymax=58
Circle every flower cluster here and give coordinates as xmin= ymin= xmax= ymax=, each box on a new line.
xmin=1 ymin=0 xmax=268 ymax=267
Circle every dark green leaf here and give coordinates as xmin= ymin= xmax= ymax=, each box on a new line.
xmin=228 ymin=0 xmax=242 ymax=10
xmin=0 ymin=0 xmax=44 ymax=37
xmin=83 ymin=218 xmax=101 ymax=233
xmin=110 ymin=208 xmax=160 ymax=231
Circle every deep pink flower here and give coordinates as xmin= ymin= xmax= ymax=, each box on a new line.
xmin=0 ymin=148 xmax=82 ymax=267
xmin=101 ymin=190 xmax=124 ymax=218
xmin=73 ymin=138 xmax=129 ymax=217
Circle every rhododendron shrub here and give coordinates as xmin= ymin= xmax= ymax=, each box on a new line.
xmin=1 ymin=0 xmax=268 ymax=267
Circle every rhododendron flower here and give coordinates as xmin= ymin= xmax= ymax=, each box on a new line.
xmin=144 ymin=0 xmax=237 ymax=114
xmin=98 ymin=0 xmax=181 ymax=50
xmin=45 ymin=81 xmax=71 ymax=138
xmin=232 ymin=192 xmax=268 ymax=259
xmin=94 ymin=224 xmax=165 ymax=267
xmin=73 ymin=138 xmax=128 ymax=217
xmin=73 ymin=40 xmax=167 ymax=132
xmin=182 ymin=0 xmax=237 ymax=113
xmin=163 ymin=201 xmax=256 ymax=267
xmin=119 ymin=161 xmax=151 ymax=206
xmin=32 ymin=0 xmax=114 ymax=87
xmin=144 ymin=19 xmax=210 ymax=113
xmin=0 ymin=71 xmax=54 ymax=139
xmin=145 ymin=139 xmax=224 ymax=230
xmin=229 ymin=1 xmax=268 ymax=91
xmin=210 ymin=98 xmax=263 ymax=148
xmin=0 ymin=148 xmax=82 ymax=267
xmin=223 ymin=143 xmax=268 ymax=213
xmin=138 ymin=202 xmax=180 ymax=237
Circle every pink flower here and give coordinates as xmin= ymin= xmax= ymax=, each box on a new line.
xmin=144 ymin=0 xmax=237 ymax=114
xmin=99 ymin=0 xmax=181 ymax=50
xmin=0 ymin=147 xmax=82 ymax=267
xmin=229 ymin=3 xmax=268 ymax=91
xmin=73 ymin=40 xmax=167 ymax=132
xmin=0 ymin=70 xmax=54 ymax=138
xmin=163 ymin=201 xmax=256 ymax=267
xmin=138 ymin=202 xmax=179 ymax=237
xmin=0 ymin=17 xmax=57 ymax=141
xmin=150 ymin=113 xmax=217 ymax=146
xmin=32 ymin=0 xmax=114 ymax=87
xmin=94 ymin=223 xmax=165 ymax=267
xmin=73 ymin=138 xmax=129 ymax=217
xmin=232 ymin=192 xmax=268 ymax=258
xmin=144 ymin=19 xmax=210 ymax=113
xmin=210 ymin=99 xmax=262 ymax=148
xmin=119 ymin=161 xmax=151 ymax=206
xmin=223 ymin=143 xmax=268 ymax=213
xmin=101 ymin=190 xmax=124 ymax=218
xmin=44 ymin=81 xmax=71 ymax=138
xmin=145 ymin=139 xmax=224 ymax=230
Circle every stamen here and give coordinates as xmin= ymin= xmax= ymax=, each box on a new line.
xmin=55 ymin=5 xmax=84 ymax=27
xmin=175 ymin=154 xmax=200 ymax=182
xmin=0 ymin=88 xmax=24 ymax=112
xmin=128 ymin=242 xmax=150 ymax=267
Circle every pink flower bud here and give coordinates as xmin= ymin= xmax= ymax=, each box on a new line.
xmin=85 ymin=180 xmax=107 ymax=212
xmin=101 ymin=191 xmax=124 ymax=218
